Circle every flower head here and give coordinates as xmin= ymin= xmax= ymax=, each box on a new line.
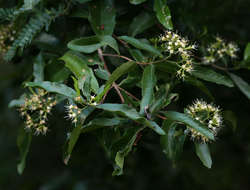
xmin=18 ymin=89 xmax=57 ymax=135
xmin=157 ymin=31 xmax=196 ymax=80
xmin=185 ymin=99 xmax=223 ymax=142
xmin=202 ymin=37 xmax=239 ymax=64
xmin=65 ymin=103 xmax=82 ymax=125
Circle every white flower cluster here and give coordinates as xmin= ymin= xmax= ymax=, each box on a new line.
xmin=89 ymin=95 xmax=98 ymax=106
xmin=19 ymin=89 xmax=57 ymax=135
xmin=65 ymin=96 xmax=98 ymax=125
xmin=65 ymin=104 xmax=82 ymax=124
xmin=159 ymin=31 xmax=196 ymax=79
xmin=0 ymin=24 xmax=16 ymax=55
xmin=185 ymin=99 xmax=223 ymax=142
xmin=203 ymin=37 xmax=239 ymax=64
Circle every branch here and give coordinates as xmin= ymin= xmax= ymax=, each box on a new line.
xmin=102 ymin=53 xmax=133 ymax=62
xmin=98 ymin=48 xmax=125 ymax=103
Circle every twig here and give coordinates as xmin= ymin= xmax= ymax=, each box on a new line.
xmin=102 ymin=53 xmax=133 ymax=62
xmin=117 ymin=86 xmax=167 ymax=120
xmin=117 ymin=86 xmax=139 ymax=101
xmin=98 ymin=49 xmax=125 ymax=103
xmin=156 ymin=114 xmax=167 ymax=120
xmin=112 ymin=34 xmax=130 ymax=48
xmin=211 ymin=64 xmax=228 ymax=71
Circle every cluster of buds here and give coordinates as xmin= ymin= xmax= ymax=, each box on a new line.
xmin=185 ymin=99 xmax=223 ymax=142
xmin=0 ymin=24 xmax=16 ymax=55
xmin=19 ymin=89 xmax=57 ymax=135
xmin=158 ymin=31 xmax=197 ymax=79
xmin=203 ymin=37 xmax=239 ymax=64
xmin=89 ymin=95 xmax=98 ymax=106
xmin=65 ymin=103 xmax=82 ymax=124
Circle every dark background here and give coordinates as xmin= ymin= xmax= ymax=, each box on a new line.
xmin=1 ymin=0 xmax=250 ymax=189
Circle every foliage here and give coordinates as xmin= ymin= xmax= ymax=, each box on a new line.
xmin=1 ymin=0 xmax=250 ymax=183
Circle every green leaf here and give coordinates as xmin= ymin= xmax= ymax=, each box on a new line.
xmin=129 ymin=0 xmax=147 ymax=5
xmin=195 ymin=143 xmax=212 ymax=168
xmin=154 ymin=0 xmax=173 ymax=30
xmin=119 ymin=64 xmax=141 ymax=87
xmin=70 ymin=9 xmax=89 ymax=19
xmin=192 ymin=66 xmax=234 ymax=87
xmin=46 ymin=60 xmax=71 ymax=82
xmin=150 ymin=84 xmax=169 ymax=114
xmin=8 ymin=94 xmax=26 ymax=108
xmin=100 ymin=35 xmax=120 ymax=54
xmin=244 ymin=43 xmax=250 ymax=61
xmin=128 ymin=11 xmax=155 ymax=37
xmin=60 ymin=51 xmax=99 ymax=93
xmin=112 ymin=126 xmax=143 ymax=176
xmin=95 ymin=61 xmax=136 ymax=102
xmin=163 ymin=111 xmax=214 ymax=141
xmin=33 ymin=53 xmax=45 ymax=82
xmin=88 ymin=0 xmax=116 ymax=36
xmin=140 ymin=64 xmax=156 ymax=114
xmin=161 ymin=120 xmax=186 ymax=161
xmin=94 ymin=68 xmax=110 ymax=80
xmin=185 ymin=77 xmax=214 ymax=101
xmin=223 ymin=110 xmax=237 ymax=131
xmin=17 ymin=127 xmax=32 ymax=175
xmin=64 ymin=106 xmax=95 ymax=165
xmin=68 ymin=35 xmax=119 ymax=54
xmin=67 ymin=36 xmax=102 ymax=54
xmin=61 ymin=51 xmax=91 ymax=78
xmin=25 ymin=81 xmax=77 ymax=98
xmin=229 ymin=73 xmax=250 ymax=99
xmin=74 ymin=0 xmax=92 ymax=3
xmin=119 ymin=36 xmax=162 ymax=56
xmin=82 ymin=117 xmax=128 ymax=133
xmin=128 ymin=49 xmax=146 ymax=62
xmin=96 ymin=104 xmax=165 ymax=135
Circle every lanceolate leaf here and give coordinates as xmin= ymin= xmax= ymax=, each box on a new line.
xmin=128 ymin=11 xmax=155 ymax=37
xmin=33 ymin=53 xmax=45 ymax=82
xmin=140 ymin=64 xmax=156 ymax=114
xmin=119 ymin=36 xmax=162 ymax=56
xmin=150 ymin=84 xmax=169 ymax=114
xmin=17 ymin=127 xmax=32 ymax=175
xmin=74 ymin=0 xmax=92 ymax=3
xmin=95 ymin=61 xmax=136 ymax=102
xmin=223 ymin=110 xmax=237 ymax=131
xmin=192 ymin=66 xmax=234 ymax=87
xmin=229 ymin=73 xmax=250 ymax=99
xmin=67 ymin=35 xmax=119 ymax=54
xmin=88 ymin=0 xmax=116 ymax=36
xmin=244 ymin=43 xmax=250 ymax=61
xmin=82 ymin=117 xmax=128 ymax=133
xmin=154 ymin=0 xmax=173 ymax=30
xmin=195 ymin=143 xmax=212 ymax=168
xmin=96 ymin=104 xmax=165 ymax=135
xmin=64 ymin=106 xmax=95 ymax=165
xmin=163 ymin=111 xmax=214 ymax=141
xmin=60 ymin=51 xmax=99 ymax=93
xmin=67 ymin=36 xmax=102 ymax=53
xmin=100 ymin=35 xmax=120 ymax=54
xmin=25 ymin=81 xmax=77 ymax=98
xmin=60 ymin=51 xmax=92 ymax=78
xmin=129 ymin=0 xmax=147 ymax=5
xmin=112 ymin=126 xmax=143 ymax=176
xmin=161 ymin=120 xmax=186 ymax=161
xmin=186 ymin=77 xmax=214 ymax=101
